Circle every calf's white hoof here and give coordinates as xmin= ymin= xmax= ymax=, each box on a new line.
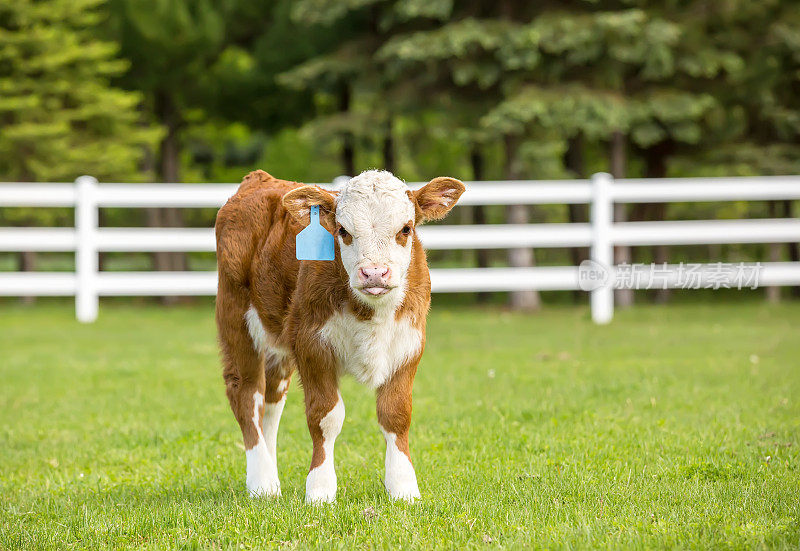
xmin=381 ymin=430 xmax=420 ymax=501
xmin=247 ymin=478 xmax=281 ymax=498
xmin=305 ymin=488 xmax=336 ymax=504
xmin=246 ymin=444 xmax=280 ymax=497
xmin=385 ymin=479 xmax=421 ymax=502
xmin=305 ymin=465 xmax=337 ymax=504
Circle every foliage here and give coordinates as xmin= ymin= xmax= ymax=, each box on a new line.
xmin=4 ymin=0 xmax=799 ymax=184
xmin=0 ymin=0 xmax=158 ymax=183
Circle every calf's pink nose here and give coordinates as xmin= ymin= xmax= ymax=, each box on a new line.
xmin=358 ymin=265 xmax=390 ymax=283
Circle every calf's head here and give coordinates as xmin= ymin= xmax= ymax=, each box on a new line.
xmin=283 ymin=170 xmax=464 ymax=302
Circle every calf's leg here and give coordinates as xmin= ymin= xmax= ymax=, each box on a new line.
xmin=376 ymin=363 xmax=421 ymax=501
xmin=297 ymin=343 xmax=344 ymax=503
xmin=261 ymin=352 xmax=293 ymax=478
xmin=218 ymin=288 xmax=282 ymax=497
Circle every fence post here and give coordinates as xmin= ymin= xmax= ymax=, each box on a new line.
xmin=591 ymin=172 xmax=614 ymax=324
xmin=75 ymin=175 xmax=98 ymax=323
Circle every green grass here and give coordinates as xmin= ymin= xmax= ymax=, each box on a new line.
xmin=1 ymin=301 xmax=799 ymax=549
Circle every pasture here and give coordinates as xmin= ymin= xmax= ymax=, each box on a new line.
xmin=1 ymin=300 xmax=798 ymax=549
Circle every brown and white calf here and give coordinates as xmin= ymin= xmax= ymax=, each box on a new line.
xmin=215 ymin=169 xmax=464 ymax=502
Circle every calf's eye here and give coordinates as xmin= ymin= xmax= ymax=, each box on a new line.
xmin=338 ymin=227 xmax=349 ymax=238
xmin=401 ymin=225 xmax=411 ymax=236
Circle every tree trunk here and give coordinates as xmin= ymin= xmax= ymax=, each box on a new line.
xmin=564 ymin=135 xmax=589 ymax=302
xmin=504 ymin=135 xmax=540 ymax=311
xmin=155 ymin=91 xmax=187 ymax=305
xmin=782 ymin=200 xmax=800 ymax=298
xmin=766 ymin=201 xmax=782 ymax=302
xmin=610 ymin=131 xmax=633 ymax=307
xmin=470 ymin=147 xmax=491 ymax=304
xmin=146 ymin=209 xmax=173 ymax=275
xmin=382 ymin=118 xmax=395 ymax=173
xmin=98 ymin=209 xmax=109 ymax=272
xmin=17 ymin=251 xmax=37 ymax=305
xmin=642 ymin=141 xmax=673 ymax=303
xmin=652 ymin=227 xmax=670 ymax=304
xmin=140 ymin=142 xmax=172 ymax=281
xmin=339 ymin=84 xmax=355 ymax=176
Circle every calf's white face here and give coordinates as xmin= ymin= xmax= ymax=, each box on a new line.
xmin=283 ymin=170 xmax=465 ymax=303
xmin=335 ymin=171 xmax=416 ymax=300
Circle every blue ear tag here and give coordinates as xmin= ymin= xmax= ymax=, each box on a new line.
xmin=296 ymin=205 xmax=335 ymax=261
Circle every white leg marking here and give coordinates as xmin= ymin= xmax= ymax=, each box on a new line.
xmin=276 ymin=378 xmax=289 ymax=394
xmin=245 ymin=305 xmax=290 ymax=359
xmin=245 ymin=391 xmax=280 ymax=497
xmin=262 ymin=393 xmax=286 ymax=463
xmin=305 ymin=392 xmax=345 ymax=504
xmin=380 ymin=427 xmax=420 ymax=501
xmin=244 ymin=306 xmax=267 ymax=353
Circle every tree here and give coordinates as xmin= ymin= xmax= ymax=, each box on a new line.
xmin=105 ymin=0 xmax=230 ymax=278
xmin=378 ymin=1 xmax=768 ymax=309
xmin=0 ymin=0 xmax=156 ymax=182
xmin=378 ymin=8 xmax=546 ymax=309
xmin=478 ymin=4 xmax=737 ymax=306
xmin=0 ymin=0 xmax=157 ymax=301
xmin=713 ymin=0 xmax=800 ymax=298
xmin=106 ymin=0 xmax=341 ymax=281
xmin=280 ymin=0 xmax=461 ymax=176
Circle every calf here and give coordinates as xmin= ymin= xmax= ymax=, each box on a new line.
xmin=215 ymin=169 xmax=464 ymax=502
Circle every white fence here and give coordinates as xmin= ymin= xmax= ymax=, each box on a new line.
xmin=1 ymin=174 xmax=799 ymax=324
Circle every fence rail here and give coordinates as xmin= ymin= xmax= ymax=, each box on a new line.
xmin=1 ymin=174 xmax=799 ymax=323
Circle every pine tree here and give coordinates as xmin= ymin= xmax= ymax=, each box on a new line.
xmin=280 ymin=0 xmax=450 ymax=175
xmin=380 ymin=2 xmax=747 ymax=308
xmin=278 ymin=0 xmax=800 ymax=307
xmin=0 ymin=0 xmax=157 ymax=183
xmin=0 ymin=0 xmax=157 ymax=300
xmin=105 ymin=0 xmax=232 ymax=278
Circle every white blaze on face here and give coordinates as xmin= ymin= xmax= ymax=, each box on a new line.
xmin=335 ymin=171 xmax=415 ymax=301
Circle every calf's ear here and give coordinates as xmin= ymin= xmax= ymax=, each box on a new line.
xmin=282 ymin=185 xmax=337 ymax=231
xmin=412 ymin=177 xmax=466 ymax=223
